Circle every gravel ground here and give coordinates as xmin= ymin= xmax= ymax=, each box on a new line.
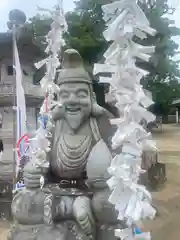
xmin=0 ymin=221 xmax=10 ymax=240
xmin=144 ymin=124 xmax=180 ymax=239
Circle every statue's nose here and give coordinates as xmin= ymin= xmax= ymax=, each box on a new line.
xmin=67 ymin=93 xmax=79 ymax=104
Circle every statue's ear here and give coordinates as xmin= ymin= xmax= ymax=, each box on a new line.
xmin=93 ymin=92 xmax=97 ymax=101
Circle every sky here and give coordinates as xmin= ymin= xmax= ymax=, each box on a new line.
xmin=0 ymin=0 xmax=179 ymax=31
xmin=0 ymin=0 xmax=75 ymax=31
xmin=0 ymin=0 xmax=178 ymax=31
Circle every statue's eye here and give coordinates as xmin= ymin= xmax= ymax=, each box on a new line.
xmin=76 ymin=90 xmax=88 ymax=98
xmin=59 ymin=91 xmax=69 ymax=99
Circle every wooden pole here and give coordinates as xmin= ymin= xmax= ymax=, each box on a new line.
xmin=12 ymin=25 xmax=17 ymax=189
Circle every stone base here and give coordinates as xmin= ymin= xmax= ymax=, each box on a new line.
xmin=8 ymin=221 xmax=88 ymax=240
xmin=10 ymin=186 xmax=122 ymax=240
xmin=8 ymin=222 xmax=121 ymax=240
xmin=96 ymin=224 xmax=121 ymax=240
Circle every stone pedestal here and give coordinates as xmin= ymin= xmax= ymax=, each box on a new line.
xmin=9 ymin=183 xmax=122 ymax=240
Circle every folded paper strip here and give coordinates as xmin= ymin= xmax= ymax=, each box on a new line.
xmin=16 ymin=1 xmax=67 ymax=188
xmin=94 ymin=0 xmax=157 ymax=239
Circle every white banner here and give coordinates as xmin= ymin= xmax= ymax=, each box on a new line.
xmin=14 ymin=38 xmax=27 ymax=169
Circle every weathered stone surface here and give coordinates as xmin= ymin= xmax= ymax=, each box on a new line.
xmin=8 ymin=222 xmax=87 ymax=240
xmin=10 ymin=49 xmax=121 ymax=240
xmin=9 ymin=222 xmax=122 ymax=240
xmin=92 ymin=188 xmax=118 ymax=224
xmin=12 ymin=189 xmax=45 ymax=225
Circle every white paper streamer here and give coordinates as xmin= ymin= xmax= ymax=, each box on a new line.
xmin=28 ymin=1 xmax=67 ymax=172
xmin=94 ymin=0 xmax=157 ymax=239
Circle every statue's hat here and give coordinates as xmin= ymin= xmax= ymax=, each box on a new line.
xmin=57 ymin=49 xmax=92 ymax=85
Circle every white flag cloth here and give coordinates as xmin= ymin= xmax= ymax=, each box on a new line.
xmin=14 ymin=38 xmax=27 ymax=166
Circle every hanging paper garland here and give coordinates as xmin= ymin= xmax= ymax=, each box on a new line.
xmin=44 ymin=92 xmax=49 ymax=113
xmin=16 ymin=134 xmax=30 ymax=189
xmin=28 ymin=0 xmax=67 ymax=172
xmin=14 ymin=1 xmax=67 ymax=191
xmin=94 ymin=0 xmax=157 ymax=239
xmin=39 ymin=115 xmax=49 ymax=130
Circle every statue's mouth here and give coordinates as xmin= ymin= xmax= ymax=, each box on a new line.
xmin=66 ymin=107 xmax=81 ymax=114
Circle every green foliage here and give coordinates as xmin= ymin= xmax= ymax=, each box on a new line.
xmin=73 ymin=0 xmax=180 ymax=115
xmin=137 ymin=1 xmax=180 ymax=77
xmin=23 ymin=15 xmax=52 ymax=50
xmin=137 ymin=1 xmax=180 ymax=115
xmin=145 ymin=75 xmax=180 ymax=115
xmin=65 ymin=2 xmax=107 ymax=63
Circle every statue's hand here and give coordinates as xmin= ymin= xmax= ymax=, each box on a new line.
xmin=51 ymin=103 xmax=63 ymax=121
xmin=23 ymin=161 xmax=47 ymax=189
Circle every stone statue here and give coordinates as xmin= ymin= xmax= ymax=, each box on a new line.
xmin=9 ymin=49 xmax=122 ymax=240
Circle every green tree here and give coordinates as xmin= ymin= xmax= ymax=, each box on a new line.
xmin=65 ymin=0 xmax=112 ymax=63
xmin=137 ymin=0 xmax=180 ymax=116
xmin=73 ymin=0 xmax=180 ymax=116
xmin=21 ymin=14 xmax=52 ymax=51
xmin=22 ymin=0 xmax=180 ymax=116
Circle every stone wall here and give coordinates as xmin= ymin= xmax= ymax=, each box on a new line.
xmin=0 ymin=58 xmax=33 ymax=84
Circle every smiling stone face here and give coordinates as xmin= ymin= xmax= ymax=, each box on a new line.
xmin=58 ymin=82 xmax=92 ymax=131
